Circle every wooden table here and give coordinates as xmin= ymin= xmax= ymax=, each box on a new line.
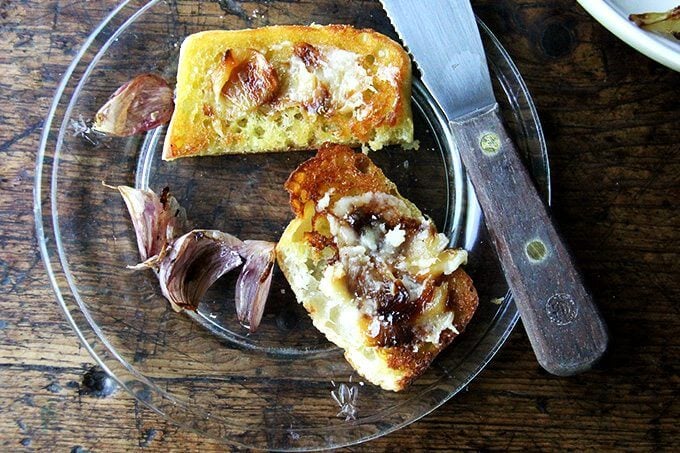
xmin=1 ymin=0 xmax=678 ymax=450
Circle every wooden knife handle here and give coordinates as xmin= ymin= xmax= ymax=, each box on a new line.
xmin=449 ymin=106 xmax=608 ymax=376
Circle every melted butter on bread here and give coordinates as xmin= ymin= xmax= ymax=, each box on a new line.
xmin=163 ymin=25 xmax=413 ymax=160
xmin=277 ymin=145 xmax=479 ymax=391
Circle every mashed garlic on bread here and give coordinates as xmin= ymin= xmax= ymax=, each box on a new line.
xmin=163 ymin=25 xmax=414 ymax=160
xmin=276 ymin=145 xmax=479 ymax=391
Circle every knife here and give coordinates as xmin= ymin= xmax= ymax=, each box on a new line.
xmin=379 ymin=0 xmax=608 ymax=375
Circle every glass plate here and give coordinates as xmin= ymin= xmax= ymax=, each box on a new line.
xmin=35 ymin=1 xmax=549 ymax=450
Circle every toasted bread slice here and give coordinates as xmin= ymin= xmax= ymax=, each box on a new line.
xmin=163 ymin=25 xmax=414 ymax=160
xmin=276 ymin=145 xmax=478 ymax=391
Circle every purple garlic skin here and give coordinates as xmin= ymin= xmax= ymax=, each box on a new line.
xmin=117 ymin=185 xmax=186 ymax=264
xmin=117 ymin=185 xmax=278 ymax=328
xmin=235 ymin=240 xmax=277 ymax=332
xmin=93 ymin=74 xmax=174 ymax=137
xmin=158 ymin=230 xmax=243 ymax=312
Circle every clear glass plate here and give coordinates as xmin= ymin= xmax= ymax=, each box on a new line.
xmin=35 ymin=1 xmax=549 ymax=450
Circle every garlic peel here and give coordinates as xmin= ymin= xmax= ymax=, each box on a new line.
xmin=93 ymin=74 xmax=174 ymax=137
xmin=235 ymin=240 xmax=277 ymax=332
xmin=158 ymin=230 xmax=243 ymax=312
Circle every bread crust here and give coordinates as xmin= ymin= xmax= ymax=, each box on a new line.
xmin=285 ymin=143 xmax=398 ymax=216
xmin=163 ymin=25 xmax=413 ymax=160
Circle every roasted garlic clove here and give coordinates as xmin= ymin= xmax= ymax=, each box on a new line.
xmin=158 ymin=230 xmax=243 ymax=312
xmin=94 ymin=74 xmax=174 ymax=136
xmin=235 ymin=240 xmax=277 ymax=332
xmin=117 ymin=185 xmax=186 ymax=264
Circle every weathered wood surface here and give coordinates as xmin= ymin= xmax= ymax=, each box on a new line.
xmin=1 ymin=0 xmax=678 ymax=450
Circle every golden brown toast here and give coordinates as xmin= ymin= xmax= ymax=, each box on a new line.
xmin=276 ymin=144 xmax=479 ymax=391
xmin=163 ymin=25 xmax=414 ymax=160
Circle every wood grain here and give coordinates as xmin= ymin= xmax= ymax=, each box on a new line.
xmin=1 ymin=0 xmax=678 ymax=451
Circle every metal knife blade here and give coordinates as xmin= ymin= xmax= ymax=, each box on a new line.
xmin=380 ymin=0 xmax=608 ymax=376
xmin=380 ymin=0 xmax=495 ymax=121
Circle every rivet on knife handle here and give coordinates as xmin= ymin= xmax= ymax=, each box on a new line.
xmin=450 ymin=106 xmax=608 ymax=376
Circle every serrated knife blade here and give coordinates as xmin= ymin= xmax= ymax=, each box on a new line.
xmin=380 ymin=0 xmax=608 ymax=376
xmin=380 ymin=0 xmax=495 ymax=121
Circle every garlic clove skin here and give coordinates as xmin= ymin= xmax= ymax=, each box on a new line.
xmin=117 ymin=185 xmax=186 ymax=263
xmin=158 ymin=230 xmax=244 ymax=312
xmin=93 ymin=74 xmax=174 ymax=137
xmin=235 ymin=240 xmax=277 ymax=332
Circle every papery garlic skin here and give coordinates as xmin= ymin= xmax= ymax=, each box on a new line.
xmin=116 ymin=185 xmax=278 ymax=329
xmin=158 ymin=230 xmax=243 ymax=312
xmin=117 ymin=185 xmax=186 ymax=263
xmin=235 ymin=240 xmax=277 ymax=332
xmin=93 ymin=74 xmax=174 ymax=137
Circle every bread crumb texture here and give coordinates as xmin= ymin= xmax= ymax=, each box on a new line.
xmin=163 ymin=25 xmax=414 ymax=159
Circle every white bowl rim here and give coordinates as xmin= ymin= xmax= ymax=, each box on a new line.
xmin=577 ymin=0 xmax=680 ymax=72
